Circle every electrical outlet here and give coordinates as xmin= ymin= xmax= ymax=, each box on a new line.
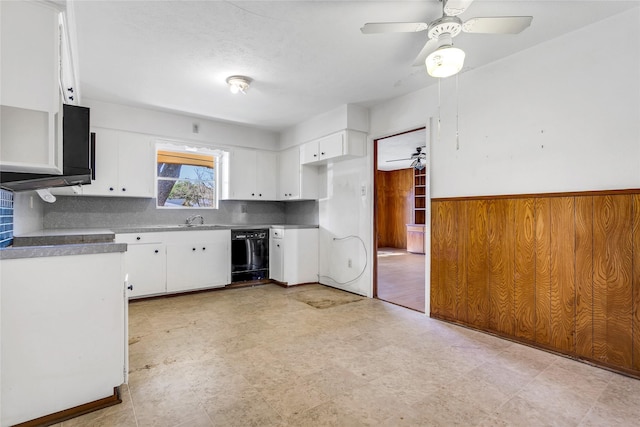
xmin=240 ymin=204 xmax=248 ymax=214
xmin=348 ymin=258 xmax=352 ymax=268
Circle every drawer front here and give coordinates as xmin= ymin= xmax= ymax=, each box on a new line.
xmin=116 ymin=232 xmax=166 ymax=244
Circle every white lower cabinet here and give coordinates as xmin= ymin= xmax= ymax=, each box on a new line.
xmin=166 ymin=231 xmax=230 ymax=292
xmin=124 ymin=243 xmax=166 ymax=298
xmin=116 ymin=229 xmax=230 ymax=299
xmin=269 ymin=228 xmax=318 ymax=285
xmin=1 ymin=252 xmax=126 ymax=426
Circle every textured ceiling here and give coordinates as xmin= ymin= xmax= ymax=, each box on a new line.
xmin=72 ymin=1 xmax=639 ymax=132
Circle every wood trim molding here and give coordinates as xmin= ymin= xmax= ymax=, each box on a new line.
xmin=14 ymin=387 xmax=121 ymax=427
xmin=432 ymin=188 xmax=640 ymax=202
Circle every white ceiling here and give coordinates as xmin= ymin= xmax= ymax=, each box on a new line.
xmin=71 ymin=1 xmax=638 ymax=133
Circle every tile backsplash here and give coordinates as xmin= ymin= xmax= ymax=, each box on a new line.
xmin=42 ymin=196 xmax=318 ymax=229
xmin=0 ymin=189 xmax=14 ymax=247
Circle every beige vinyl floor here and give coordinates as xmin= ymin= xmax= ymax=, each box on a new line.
xmin=59 ymin=283 xmax=639 ymax=426
xmin=377 ymin=247 xmax=425 ymax=312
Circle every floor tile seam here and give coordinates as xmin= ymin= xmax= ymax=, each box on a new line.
xmin=533 ymin=363 xmax=609 ymax=406
xmin=126 ymin=381 xmax=142 ymax=427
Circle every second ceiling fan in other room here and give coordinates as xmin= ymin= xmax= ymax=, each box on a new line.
xmin=387 ymin=146 xmax=427 ymax=170
xmin=361 ymin=0 xmax=533 ymax=77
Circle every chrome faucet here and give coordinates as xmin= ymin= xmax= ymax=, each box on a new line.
xmin=185 ymin=215 xmax=204 ymax=226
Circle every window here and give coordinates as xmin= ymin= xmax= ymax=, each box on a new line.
xmin=155 ymin=142 xmax=222 ymax=209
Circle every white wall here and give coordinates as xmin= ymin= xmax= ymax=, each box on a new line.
xmin=370 ymin=7 xmax=640 ymax=198
xmin=12 ymin=192 xmax=44 ymax=235
xmin=318 ymin=157 xmax=372 ymax=297
xmin=85 ymin=98 xmax=279 ymax=151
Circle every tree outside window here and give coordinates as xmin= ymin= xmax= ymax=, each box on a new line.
xmin=156 ymin=145 xmax=220 ymax=209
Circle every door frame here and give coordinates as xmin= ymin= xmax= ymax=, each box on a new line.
xmin=372 ymin=126 xmax=428 ymax=309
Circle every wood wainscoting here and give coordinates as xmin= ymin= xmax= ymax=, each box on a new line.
xmin=430 ymin=189 xmax=640 ymax=377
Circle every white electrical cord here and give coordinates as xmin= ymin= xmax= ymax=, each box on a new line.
xmin=318 ymin=235 xmax=368 ymax=287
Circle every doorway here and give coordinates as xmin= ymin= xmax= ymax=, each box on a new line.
xmin=373 ymin=128 xmax=427 ymax=312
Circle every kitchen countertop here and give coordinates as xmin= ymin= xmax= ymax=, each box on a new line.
xmin=0 ymin=242 xmax=127 ymax=260
xmin=111 ymin=224 xmax=319 ymax=233
xmin=3 ymin=224 xmax=319 ymax=258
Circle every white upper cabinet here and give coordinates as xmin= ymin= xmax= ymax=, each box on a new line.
xmin=221 ymin=147 xmax=277 ymax=200
xmin=81 ymin=128 xmax=154 ymax=198
xmin=0 ymin=1 xmax=62 ymax=174
xmin=277 ymin=146 xmax=318 ymax=200
xmin=300 ymin=130 xmax=367 ymax=165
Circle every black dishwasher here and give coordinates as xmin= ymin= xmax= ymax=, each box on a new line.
xmin=231 ymin=229 xmax=269 ymax=282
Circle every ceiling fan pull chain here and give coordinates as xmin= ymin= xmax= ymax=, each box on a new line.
xmin=438 ymin=78 xmax=442 ymax=142
xmin=456 ymin=73 xmax=460 ymax=150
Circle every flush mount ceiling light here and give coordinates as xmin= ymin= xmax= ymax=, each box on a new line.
xmin=425 ymin=34 xmax=465 ymax=78
xmin=226 ymin=76 xmax=252 ymax=94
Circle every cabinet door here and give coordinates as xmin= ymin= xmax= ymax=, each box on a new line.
xmin=82 ymin=129 xmax=153 ymax=197
xmin=205 ymin=234 xmax=231 ymax=287
xmin=166 ymin=233 xmax=229 ymax=292
xmin=117 ymin=133 xmax=153 ymax=197
xmin=227 ymin=148 xmax=257 ymax=199
xmin=300 ymin=140 xmax=319 ymax=164
xmin=125 ymin=244 xmax=166 ymax=298
xmin=82 ymin=128 xmax=119 ymax=196
xmin=256 ymin=150 xmax=277 ymax=200
xmin=318 ymin=132 xmax=344 ymax=160
xmin=283 ymin=229 xmax=319 ymax=285
xmin=278 ymin=147 xmax=300 ymax=200
xmin=0 ymin=1 xmax=61 ymax=174
xmin=166 ymin=243 xmax=209 ymax=292
xmin=269 ymin=237 xmax=284 ymax=282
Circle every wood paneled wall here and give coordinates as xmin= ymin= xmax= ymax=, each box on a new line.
xmin=431 ymin=190 xmax=640 ymax=377
xmin=376 ymin=169 xmax=413 ymax=248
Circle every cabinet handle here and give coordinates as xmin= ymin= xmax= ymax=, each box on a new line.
xmin=154 ymin=249 xmax=159 ymax=253
xmin=136 ymin=236 xmax=141 ymax=241
xmin=122 ymin=188 xmax=126 ymax=192
xmin=259 ymin=193 xmax=262 ymax=197
xmin=109 ymin=187 xmax=114 ymax=191
xmin=192 ymin=247 xmax=196 ymax=251
xmin=202 ymin=247 xmax=206 ymax=251
xmin=277 ymin=244 xmax=280 ymax=247
xmin=252 ymin=193 xmax=255 ymax=196
xmin=321 ymin=152 xmax=325 ymax=155
xmin=127 ymin=284 xmax=134 ymax=291
xmin=313 ymin=153 xmax=317 ymax=157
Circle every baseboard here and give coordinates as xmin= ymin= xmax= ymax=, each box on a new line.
xmin=14 ymin=387 xmax=122 ymax=427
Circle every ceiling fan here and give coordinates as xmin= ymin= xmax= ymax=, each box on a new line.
xmin=387 ymin=146 xmax=427 ymax=170
xmin=361 ymin=0 xmax=533 ymax=77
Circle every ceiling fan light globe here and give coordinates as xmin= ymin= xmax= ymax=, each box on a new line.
xmin=426 ymin=46 xmax=465 ymax=78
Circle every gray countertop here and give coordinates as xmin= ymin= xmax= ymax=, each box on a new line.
xmin=110 ymin=224 xmax=319 ymax=233
xmin=0 ymin=242 xmax=128 ymax=260
xmin=3 ymin=224 xmax=319 ymax=259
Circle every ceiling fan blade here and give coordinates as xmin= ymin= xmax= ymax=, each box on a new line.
xmin=444 ymin=0 xmax=476 ymax=17
xmin=462 ymin=16 xmax=533 ymax=34
xmin=360 ymin=22 xmax=428 ymax=34
xmin=412 ymin=38 xmax=439 ymax=67
xmin=386 ymin=158 xmax=413 ymax=162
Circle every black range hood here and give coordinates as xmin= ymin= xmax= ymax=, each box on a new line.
xmin=0 ymin=104 xmax=93 ymax=192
